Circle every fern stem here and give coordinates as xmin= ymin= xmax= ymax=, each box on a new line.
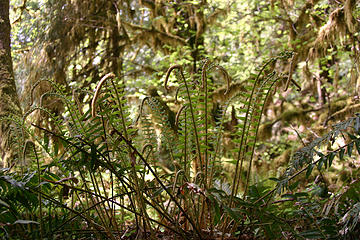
xmin=30 ymin=142 xmax=43 ymax=240
xmin=202 ymin=61 xmax=209 ymax=188
xmin=115 ymin=128 xmax=204 ymax=239
xmin=100 ymin=114 xmax=119 ymax=230
xmin=88 ymin=170 xmax=109 ymax=228
xmin=243 ymin=72 xmax=277 ymax=197
xmin=165 ymin=65 xmax=202 ymax=174
xmin=230 ymin=52 xmax=293 ymax=203
xmin=33 ymin=187 xmax=113 ymax=239
xmin=47 ymin=185 xmax=185 ymax=238
xmin=109 ymin=78 xmax=154 ymax=237
xmin=30 ymin=123 xmax=141 ymax=230
xmin=209 ymin=101 xmax=231 ymax=184
xmin=184 ymin=110 xmax=188 ymax=178
xmin=230 ymin=58 xmax=276 ymax=206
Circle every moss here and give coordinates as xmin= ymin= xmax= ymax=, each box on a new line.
xmin=329 ymin=99 xmax=347 ymax=113
xmin=317 ymin=112 xmax=328 ymax=124
xmin=279 ymin=108 xmax=308 ymax=123
xmin=274 ymin=149 xmax=292 ymax=168
xmin=340 ymin=170 xmax=351 ymax=182
xmin=312 ymin=125 xmax=327 ymax=136
xmin=257 ymin=122 xmax=273 ymax=141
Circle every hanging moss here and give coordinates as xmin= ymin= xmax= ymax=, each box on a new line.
xmin=257 ymin=121 xmax=274 ymax=141
xmin=279 ymin=108 xmax=310 ymax=124
xmin=274 ymin=149 xmax=292 ymax=168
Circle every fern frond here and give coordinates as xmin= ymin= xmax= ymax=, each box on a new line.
xmin=269 ymin=114 xmax=360 ymax=196
xmin=228 ymin=51 xmax=296 ymax=203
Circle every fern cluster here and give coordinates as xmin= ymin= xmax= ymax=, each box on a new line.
xmin=1 ymin=52 xmax=359 ymax=239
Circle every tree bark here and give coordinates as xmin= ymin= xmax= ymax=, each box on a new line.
xmin=0 ymin=0 xmax=22 ymax=166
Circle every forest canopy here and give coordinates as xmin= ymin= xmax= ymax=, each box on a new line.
xmin=0 ymin=0 xmax=360 ymax=239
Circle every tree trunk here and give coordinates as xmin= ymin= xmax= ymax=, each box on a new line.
xmin=0 ymin=0 xmax=22 ymax=166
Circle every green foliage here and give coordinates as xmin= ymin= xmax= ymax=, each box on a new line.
xmin=4 ymin=0 xmax=360 ymax=239
xmin=0 ymin=53 xmax=312 ymax=239
xmin=2 ymin=54 xmax=360 ymax=239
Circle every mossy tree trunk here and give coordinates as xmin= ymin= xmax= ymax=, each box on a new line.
xmin=0 ymin=0 xmax=22 ymax=166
